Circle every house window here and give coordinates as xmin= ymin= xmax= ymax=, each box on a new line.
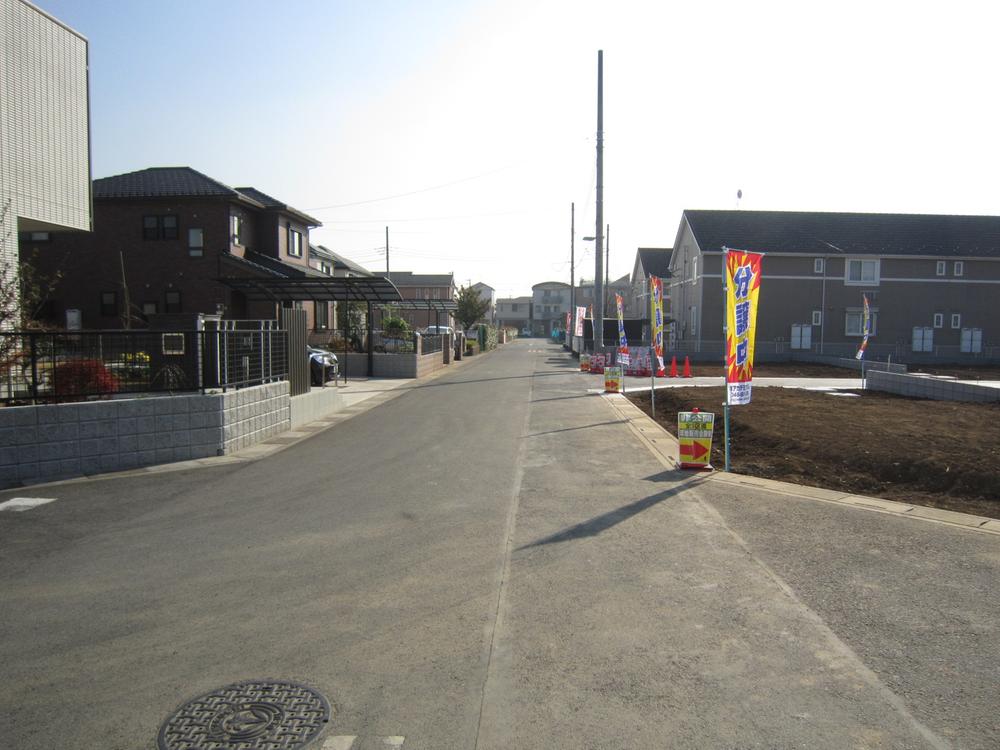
xmin=27 ymin=231 xmax=50 ymax=242
xmin=814 ymin=258 xmax=825 ymax=273
xmin=933 ymin=313 xmax=943 ymax=329
xmin=315 ymin=301 xmax=329 ymax=330
xmin=142 ymin=301 xmax=158 ymax=316
xmin=912 ymin=327 xmax=933 ymax=352
xmin=845 ymin=259 xmax=879 ymax=285
xmin=288 ymin=228 xmax=303 ymax=257
xmin=811 ymin=310 xmax=822 ymax=326
xmin=511 ymin=303 xmax=519 ymax=312
xmin=320 ymin=261 xmax=332 ymax=275
xmin=936 ymin=261 xmax=946 ymax=276
xmin=188 ymin=228 xmax=203 ymax=257
xmin=543 ymin=289 xmax=551 ymax=298
xmin=143 ymin=215 xmax=178 ymax=240
xmin=692 ymin=258 xmax=698 ymax=279
xmin=161 ymin=215 xmax=178 ymax=240
xmin=231 ymin=215 xmax=244 ymax=245
xmin=961 ymin=328 xmax=983 ymax=353
xmin=951 ymin=313 xmax=961 ymax=329
xmin=100 ymin=291 xmax=117 ymax=317
xmin=164 ymin=290 xmax=182 ymax=314
xmin=845 ymin=308 xmax=878 ymax=336
xmin=954 ymin=261 xmax=964 ymax=277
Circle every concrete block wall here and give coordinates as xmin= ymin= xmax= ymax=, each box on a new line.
xmin=221 ymin=382 xmax=290 ymax=453
xmin=0 ymin=382 xmax=291 ymax=488
xmin=416 ymin=351 xmax=447 ymax=378
xmin=791 ymin=353 xmax=907 ymax=374
xmin=867 ymin=371 xmax=1000 ymax=403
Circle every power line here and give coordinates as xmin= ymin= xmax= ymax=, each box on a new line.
xmin=305 ymin=166 xmax=512 ymax=211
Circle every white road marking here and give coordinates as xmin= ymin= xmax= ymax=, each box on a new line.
xmin=322 ymin=738 xmax=357 ymax=750
xmin=0 ymin=497 xmax=56 ymax=512
xmin=381 ymin=739 xmax=405 ymax=748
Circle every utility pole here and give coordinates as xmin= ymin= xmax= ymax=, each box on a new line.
xmin=594 ymin=49 xmax=605 ymax=351
xmin=570 ymin=202 xmax=575 ymax=347
xmin=605 ymin=223 xmax=610 ymax=309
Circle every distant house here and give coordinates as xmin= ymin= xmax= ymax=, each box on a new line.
xmin=670 ymin=209 xmax=1000 ymax=361
xmin=496 ymin=296 xmax=531 ymax=331
xmin=574 ymin=275 xmax=632 ymax=319
xmin=530 ymin=281 xmax=571 ymax=336
xmin=388 ymin=271 xmax=456 ymax=330
xmin=629 ymin=247 xmax=672 ymax=317
xmin=471 ymin=282 xmax=496 ymax=323
xmin=309 ymin=244 xmax=371 ymax=278
xmin=23 ymin=166 xmax=330 ymax=330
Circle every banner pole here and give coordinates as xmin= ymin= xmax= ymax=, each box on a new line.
xmin=722 ymin=247 xmax=731 ymax=473
xmin=650 ymin=278 xmax=655 ymax=417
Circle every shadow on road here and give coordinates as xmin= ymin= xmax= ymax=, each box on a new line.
xmin=517 ymin=480 xmax=694 ymax=550
xmin=522 ymin=419 xmax=626 ymax=438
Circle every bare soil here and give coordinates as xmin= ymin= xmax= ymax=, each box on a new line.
xmin=676 ymin=362 xmax=1000 ymax=380
xmin=626 ymin=386 xmax=1000 ymax=519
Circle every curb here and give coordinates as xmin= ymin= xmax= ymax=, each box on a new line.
xmin=601 ymin=392 xmax=1000 ymax=537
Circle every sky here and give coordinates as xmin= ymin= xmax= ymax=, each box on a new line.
xmin=38 ymin=0 xmax=1000 ymax=298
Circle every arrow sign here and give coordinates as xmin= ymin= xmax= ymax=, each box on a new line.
xmin=679 ymin=441 xmax=709 ymax=460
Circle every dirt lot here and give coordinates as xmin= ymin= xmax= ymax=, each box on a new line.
xmin=677 ymin=361 xmax=1000 ymax=380
xmin=626 ymin=385 xmax=1000 ymax=519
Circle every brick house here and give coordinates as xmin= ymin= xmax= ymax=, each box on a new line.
xmin=669 ymin=209 xmax=1000 ymax=361
xmin=387 ymin=271 xmax=456 ymax=330
xmin=22 ymin=167 xmax=327 ymax=330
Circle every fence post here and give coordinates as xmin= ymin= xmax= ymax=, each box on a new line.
xmin=29 ymin=332 xmax=39 ymax=405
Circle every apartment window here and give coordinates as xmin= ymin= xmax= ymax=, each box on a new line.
xmin=811 ymin=310 xmax=822 ymax=326
xmin=231 ymin=215 xmax=244 ymax=245
xmin=954 ymin=261 xmax=964 ymax=277
xmin=511 ymin=303 xmax=519 ymax=312
xmin=315 ymin=301 xmax=329 ymax=330
xmin=951 ymin=313 xmax=961 ymax=329
xmin=845 ymin=308 xmax=878 ymax=336
xmin=164 ymin=291 xmax=182 ymax=314
xmin=188 ymin=228 xmax=203 ymax=257
xmin=845 ymin=259 xmax=879 ymax=285
xmin=100 ymin=291 xmax=117 ymax=317
xmin=142 ymin=301 xmax=158 ymax=316
xmin=288 ymin=228 xmax=303 ymax=257
xmin=543 ymin=289 xmax=551 ymax=298
xmin=23 ymin=231 xmax=50 ymax=242
xmin=936 ymin=261 xmax=946 ymax=276
xmin=933 ymin=313 xmax=943 ymax=329
xmin=814 ymin=258 xmax=825 ymax=273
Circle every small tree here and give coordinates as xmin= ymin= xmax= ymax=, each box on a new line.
xmin=455 ymin=285 xmax=490 ymax=331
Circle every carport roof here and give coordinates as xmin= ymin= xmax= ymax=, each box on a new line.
xmin=217 ymin=274 xmax=404 ymax=303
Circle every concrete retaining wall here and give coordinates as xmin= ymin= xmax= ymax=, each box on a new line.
xmin=290 ymin=386 xmax=344 ymax=429
xmin=791 ymin=353 xmax=907 ymax=374
xmin=0 ymin=382 xmax=290 ymax=488
xmin=867 ymin=370 xmax=1000 ymax=403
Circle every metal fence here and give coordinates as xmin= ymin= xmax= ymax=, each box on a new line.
xmin=419 ymin=333 xmax=445 ymax=355
xmin=0 ymin=325 xmax=288 ymax=405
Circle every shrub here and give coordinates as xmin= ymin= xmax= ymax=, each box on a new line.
xmin=53 ymin=359 xmax=119 ymax=400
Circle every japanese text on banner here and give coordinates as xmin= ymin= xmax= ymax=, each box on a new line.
xmin=574 ymin=306 xmax=586 ymax=337
xmin=725 ymin=250 xmax=763 ymax=405
xmin=650 ymin=276 xmax=664 ymax=372
xmin=615 ymin=293 xmax=629 ymax=366
xmin=855 ymin=293 xmax=871 ymax=360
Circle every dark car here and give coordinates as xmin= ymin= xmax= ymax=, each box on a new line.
xmin=308 ymin=346 xmax=339 ymax=386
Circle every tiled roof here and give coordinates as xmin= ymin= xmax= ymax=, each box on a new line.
xmin=684 ymin=210 xmax=1000 ymax=258
xmin=231 ymin=251 xmax=327 ymax=278
xmin=95 ymin=167 xmax=245 ymax=201
xmin=636 ymin=248 xmax=673 ymax=277
xmin=388 ymin=271 xmax=454 ymax=286
xmin=234 ymin=187 xmax=321 ymax=226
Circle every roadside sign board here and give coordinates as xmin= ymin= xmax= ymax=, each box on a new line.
xmin=677 ymin=411 xmax=714 ymax=469
xmin=604 ymin=366 xmax=623 ymax=393
xmin=580 ymin=354 xmax=591 ymax=372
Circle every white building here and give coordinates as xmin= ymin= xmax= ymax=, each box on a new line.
xmin=472 ymin=282 xmax=495 ymax=323
xmin=1 ymin=0 xmax=91 ymax=325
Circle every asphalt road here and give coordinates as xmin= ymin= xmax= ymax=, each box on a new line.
xmin=1 ymin=339 xmax=997 ymax=749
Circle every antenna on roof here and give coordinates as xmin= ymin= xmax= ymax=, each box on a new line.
xmin=736 ymin=189 xmax=743 ymax=210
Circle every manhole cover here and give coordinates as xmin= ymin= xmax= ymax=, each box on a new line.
xmin=158 ymin=680 xmax=330 ymax=750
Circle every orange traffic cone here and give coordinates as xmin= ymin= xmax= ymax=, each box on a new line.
xmin=682 ymin=356 xmax=692 ymax=378
xmin=668 ymin=356 xmax=678 ymax=378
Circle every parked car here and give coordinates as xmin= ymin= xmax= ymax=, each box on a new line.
xmin=308 ymin=346 xmax=339 ymax=386
xmin=421 ymin=325 xmax=454 ymax=337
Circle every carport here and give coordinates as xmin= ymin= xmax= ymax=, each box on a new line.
xmin=217 ymin=275 xmax=404 ymax=380
xmin=217 ymin=275 xmax=461 ymax=379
